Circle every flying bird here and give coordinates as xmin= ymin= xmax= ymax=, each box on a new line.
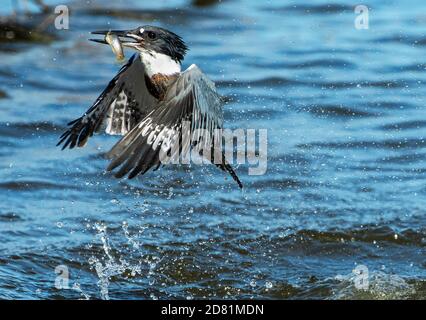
xmin=57 ymin=25 xmax=242 ymax=188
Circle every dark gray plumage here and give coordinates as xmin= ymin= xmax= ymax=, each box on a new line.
xmin=134 ymin=25 xmax=188 ymax=63
xmin=57 ymin=54 xmax=155 ymax=148
xmin=58 ymin=26 xmax=242 ymax=188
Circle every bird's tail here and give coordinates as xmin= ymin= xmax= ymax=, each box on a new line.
xmin=213 ymin=149 xmax=243 ymax=189
xmin=216 ymin=161 xmax=243 ymax=189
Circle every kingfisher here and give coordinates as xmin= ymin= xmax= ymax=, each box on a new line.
xmin=57 ymin=25 xmax=242 ymax=188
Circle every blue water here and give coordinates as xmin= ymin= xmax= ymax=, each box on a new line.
xmin=0 ymin=0 xmax=425 ymax=299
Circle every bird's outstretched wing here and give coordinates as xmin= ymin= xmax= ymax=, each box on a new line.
xmin=106 ymin=64 xmax=243 ymax=188
xmin=57 ymin=54 xmax=157 ymax=149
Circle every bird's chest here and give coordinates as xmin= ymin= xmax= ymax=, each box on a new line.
xmin=139 ymin=51 xmax=180 ymax=101
xmin=144 ymin=73 xmax=177 ymax=101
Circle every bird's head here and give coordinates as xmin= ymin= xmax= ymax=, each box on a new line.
xmin=91 ymin=25 xmax=188 ymax=63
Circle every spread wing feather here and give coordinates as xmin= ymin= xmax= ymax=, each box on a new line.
xmin=57 ymin=54 xmax=156 ymax=149
xmin=106 ymin=64 xmax=242 ymax=188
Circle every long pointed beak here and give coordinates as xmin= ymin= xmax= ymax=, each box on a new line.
xmin=89 ymin=29 xmax=142 ymax=48
xmin=91 ymin=30 xmax=129 ymax=37
xmin=89 ymin=38 xmax=108 ymax=44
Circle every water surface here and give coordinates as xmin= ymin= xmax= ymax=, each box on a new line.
xmin=0 ymin=0 xmax=425 ymax=299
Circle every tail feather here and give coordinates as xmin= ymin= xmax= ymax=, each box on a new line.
xmin=214 ymin=150 xmax=243 ymax=189
xmin=217 ymin=162 xmax=243 ymax=189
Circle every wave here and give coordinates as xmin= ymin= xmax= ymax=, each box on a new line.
xmin=297 ymin=138 xmax=426 ymax=150
xmin=377 ymin=153 xmax=426 ymax=164
xmin=291 ymin=227 xmax=425 ymax=246
xmin=332 ymin=271 xmax=418 ymax=300
xmin=216 ymin=77 xmax=298 ymax=88
xmin=374 ymin=34 xmax=426 ymax=47
xmin=248 ymin=178 xmax=313 ymax=190
xmin=380 ymin=120 xmax=426 ymax=131
xmin=0 ymin=121 xmax=61 ymax=138
xmin=217 ymin=77 xmax=408 ymax=89
xmin=306 ymin=104 xmax=378 ymax=118
xmin=0 ymin=180 xmax=75 ymax=191
xmin=1 ymin=221 xmax=423 ymax=300
xmin=0 ymin=212 xmax=23 ymax=222
xmin=248 ymin=58 xmax=356 ymax=70
xmin=264 ymin=4 xmax=353 ymax=15
xmin=78 ymin=6 xmax=223 ymax=22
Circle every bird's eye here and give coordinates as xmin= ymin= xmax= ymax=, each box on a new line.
xmin=147 ymin=31 xmax=156 ymax=39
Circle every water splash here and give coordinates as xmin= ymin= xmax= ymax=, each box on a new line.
xmin=332 ymin=270 xmax=415 ymax=300
xmin=72 ymin=283 xmax=91 ymax=300
xmin=89 ymin=222 xmax=144 ymax=300
xmin=88 ymin=221 xmax=164 ymax=300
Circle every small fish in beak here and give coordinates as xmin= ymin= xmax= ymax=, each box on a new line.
xmin=90 ymin=29 xmax=142 ymax=62
xmin=105 ymin=32 xmax=125 ymax=62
